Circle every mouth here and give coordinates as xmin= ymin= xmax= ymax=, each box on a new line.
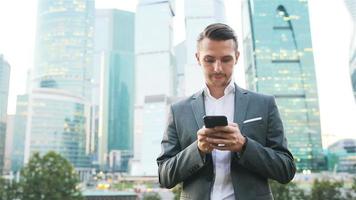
xmin=213 ymin=74 xmax=225 ymax=79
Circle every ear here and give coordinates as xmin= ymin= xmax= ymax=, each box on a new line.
xmin=235 ymin=51 xmax=240 ymax=65
xmin=195 ymin=53 xmax=201 ymax=65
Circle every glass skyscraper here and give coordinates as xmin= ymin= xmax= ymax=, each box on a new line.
xmin=11 ymin=95 xmax=28 ymax=172
xmin=94 ymin=9 xmax=135 ymax=172
xmin=25 ymin=0 xmax=95 ymax=170
xmin=242 ymin=0 xmax=324 ymax=171
xmin=184 ymin=0 xmax=226 ymax=96
xmin=33 ymin=0 xmax=94 ymax=99
xmin=134 ymin=95 xmax=174 ymax=175
xmin=132 ymin=0 xmax=175 ymax=175
xmin=345 ymin=0 xmax=356 ymax=101
xmin=0 ymin=55 xmax=10 ymax=173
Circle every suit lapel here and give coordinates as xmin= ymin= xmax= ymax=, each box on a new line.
xmin=234 ymin=84 xmax=249 ymax=126
xmin=191 ymin=90 xmax=205 ymax=129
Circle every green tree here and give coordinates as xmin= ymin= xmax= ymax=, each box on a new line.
xmin=142 ymin=192 xmax=161 ymax=200
xmin=171 ymin=184 xmax=182 ymax=200
xmin=19 ymin=151 xmax=83 ymax=200
xmin=270 ymin=180 xmax=306 ymax=200
xmin=311 ymin=179 xmax=344 ymax=200
xmin=345 ymin=177 xmax=356 ymax=200
xmin=0 ymin=176 xmax=21 ymax=200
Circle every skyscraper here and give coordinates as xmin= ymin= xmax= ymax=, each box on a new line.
xmin=132 ymin=0 xmax=175 ymax=175
xmin=0 ymin=55 xmax=10 ymax=173
xmin=184 ymin=0 xmax=226 ymax=96
xmin=242 ymin=0 xmax=324 ymax=171
xmin=25 ymin=0 xmax=95 ymax=171
xmin=10 ymin=95 xmax=28 ymax=172
xmin=94 ymin=9 xmax=135 ymax=172
xmin=345 ymin=0 xmax=356 ymax=101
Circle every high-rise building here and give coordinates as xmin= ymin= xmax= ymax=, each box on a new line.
xmin=10 ymin=95 xmax=28 ymax=172
xmin=33 ymin=0 xmax=94 ymax=99
xmin=0 ymin=55 xmax=10 ymax=173
xmin=25 ymin=0 xmax=95 ymax=171
xmin=327 ymin=139 xmax=356 ymax=173
xmin=132 ymin=0 xmax=175 ymax=175
xmin=94 ymin=9 xmax=135 ymax=172
xmin=132 ymin=95 xmax=174 ymax=175
xmin=4 ymin=115 xmax=14 ymax=172
xmin=184 ymin=0 xmax=226 ymax=96
xmin=242 ymin=0 xmax=324 ymax=171
xmin=345 ymin=0 xmax=356 ymax=101
xmin=174 ymin=41 xmax=186 ymax=97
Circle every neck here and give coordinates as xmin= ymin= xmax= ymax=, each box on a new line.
xmin=208 ymin=85 xmax=225 ymax=99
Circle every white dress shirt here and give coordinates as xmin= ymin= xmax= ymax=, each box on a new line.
xmin=204 ymin=81 xmax=235 ymax=200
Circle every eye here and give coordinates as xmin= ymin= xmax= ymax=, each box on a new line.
xmin=221 ymin=57 xmax=233 ymax=63
xmin=204 ymin=57 xmax=215 ymax=63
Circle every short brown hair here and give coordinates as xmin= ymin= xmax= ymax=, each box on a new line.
xmin=197 ymin=23 xmax=238 ymax=52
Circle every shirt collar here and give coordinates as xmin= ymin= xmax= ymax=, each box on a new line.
xmin=204 ymin=80 xmax=235 ymax=99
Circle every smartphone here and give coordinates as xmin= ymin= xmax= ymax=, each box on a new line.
xmin=203 ymin=115 xmax=228 ymax=128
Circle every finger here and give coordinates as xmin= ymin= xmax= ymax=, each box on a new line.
xmin=207 ymin=137 xmax=231 ymax=145
xmin=212 ymin=145 xmax=232 ymax=151
xmin=215 ymin=125 xmax=239 ymax=133
xmin=229 ymin=122 xmax=238 ymax=127
xmin=206 ymin=131 xmax=225 ymax=139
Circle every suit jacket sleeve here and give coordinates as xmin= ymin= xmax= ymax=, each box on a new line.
xmin=156 ymin=105 xmax=205 ymax=189
xmin=236 ymin=96 xmax=296 ymax=184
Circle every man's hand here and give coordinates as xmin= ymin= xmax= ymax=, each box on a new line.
xmin=206 ymin=123 xmax=246 ymax=152
xmin=197 ymin=127 xmax=215 ymax=154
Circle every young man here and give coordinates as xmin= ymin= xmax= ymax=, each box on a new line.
xmin=157 ymin=23 xmax=296 ymax=200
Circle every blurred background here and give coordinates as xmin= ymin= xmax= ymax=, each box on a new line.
xmin=0 ymin=0 xmax=355 ymax=199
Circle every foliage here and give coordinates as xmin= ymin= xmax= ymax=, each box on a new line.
xmin=269 ymin=180 xmax=306 ymax=200
xmin=112 ymin=181 xmax=134 ymax=190
xmin=0 ymin=177 xmax=21 ymax=200
xmin=142 ymin=192 xmax=161 ymax=200
xmin=19 ymin=151 xmax=83 ymax=200
xmin=171 ymin=184 xmax=182 ymax=200
xmin=311 ymin=179 xmax=344 ymax=200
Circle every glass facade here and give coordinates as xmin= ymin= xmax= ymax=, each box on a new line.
xmin=26 ymin=0 xmax=95 ymax=169
xmin=26 ymin=89 xmax=91 ymax=168
xmin=0 ymin=55 xmax=10 ymax=173
xmin=135 ymin=0 xmax=176 ymax=104
xmin=132 ymin=95 xmax=172 ymax=176
xmin=327 ymin=139 xmax=356 ymax=173
xmin=184 ymin=0 xmax=226 ymax=96
xmin=345 ymin=0 xmax=356 ymax=101
xmin=242 ymin=0 xmax=324 ymax=171
xmin=133 ymin=0 xmax=175 ymax=175
xmin=11 ymin=95 xmax=28 ymax=172
xmin=94 ymin=9 xmax=135 ymax=172
xmin=34 ymin=0 xmax=94 ymax=99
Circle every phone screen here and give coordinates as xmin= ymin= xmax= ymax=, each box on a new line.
xmin=203 ymin=115 xmax=228 ymax=128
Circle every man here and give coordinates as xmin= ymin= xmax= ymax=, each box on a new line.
xmin=157 ymin=23 xmax=296 ymax=200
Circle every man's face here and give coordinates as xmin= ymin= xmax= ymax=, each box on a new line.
xmin=196 ymin=38 xmax=240 ymax=89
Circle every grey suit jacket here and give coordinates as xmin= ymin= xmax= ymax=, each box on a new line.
xmin=157 ymin=84 xmax=296 ymax=200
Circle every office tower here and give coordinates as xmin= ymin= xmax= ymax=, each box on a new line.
xmin=345 ymin=0 xmax=356 ymax=101
xmin=94 ymin=9 xmax=135 ymax=172
xmin=132 ymin=0 xmax=175 ymax=175
xmin=136 ymin=95 xmax=174 ymax=175
xmin=4 ymin=115 xmax=14 ymax=172
xmin=327 ymin=139 xmax=356 ymax=173
xmin=10 ymin=95 xmax=28 ymax=172
xmin=0 ymin=55 xmax=10 ymax=173
xmin=184 ymin=0 xmax=226 ymax=96
xmin=25 ymin=0 xmax=95 ymax=171
xmin=174 ymin=41 xmax=186 ymax=97
xmin=242 ymin=0 xmax=324 ymax=171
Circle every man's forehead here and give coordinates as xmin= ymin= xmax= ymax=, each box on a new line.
xmin=198 ymin=38 xmax=236 ymax=51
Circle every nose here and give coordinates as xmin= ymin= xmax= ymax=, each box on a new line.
xmin=213 ymin=60 xmax=223 ymax=72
